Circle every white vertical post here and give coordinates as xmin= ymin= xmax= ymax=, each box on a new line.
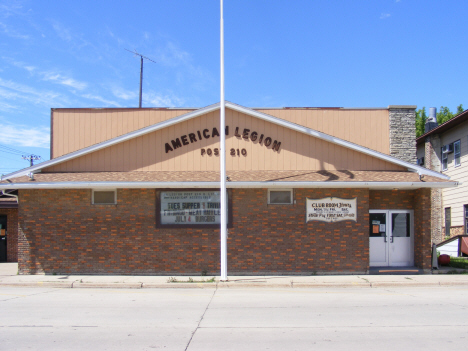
xmin=220 ymin=0 xmax=228 ymax=281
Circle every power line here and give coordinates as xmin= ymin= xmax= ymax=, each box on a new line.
xmin=0 ymin=154 xmax=27 ymax=162
xmin=0 ymin=144 xmax=32 ymax=156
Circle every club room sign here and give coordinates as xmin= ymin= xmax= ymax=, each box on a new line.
xmin=306 ymin=197 xmax=357 ymax=223
xmin=164 ymin=126 xmax=282 ymax=154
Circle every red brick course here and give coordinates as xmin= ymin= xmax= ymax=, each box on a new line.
xmin=17 ymin=187 xmax=430 ymax=275
xmin=0 ymin=208 xmax=18 ymax=262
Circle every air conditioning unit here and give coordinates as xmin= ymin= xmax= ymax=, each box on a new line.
xmin=417 ymin=157 xmax=425 ymax=166
xmin=442 ymin=144 xmax=454 ymax=154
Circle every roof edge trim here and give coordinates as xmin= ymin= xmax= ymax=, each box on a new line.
xmin=0 ymin=181 xmax=458 ymax=190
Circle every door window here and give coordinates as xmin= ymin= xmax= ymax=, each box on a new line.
xmin=392 ymin=213 xmax=410 ymax=237
xmin=369 ymin=213 xmax=386 ymax=237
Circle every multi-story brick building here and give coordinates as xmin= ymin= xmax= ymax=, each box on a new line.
xmin=0 ymin=102 xmax=457 ymax=274
xmin=417 ymin=108 xmax=468 ymax=244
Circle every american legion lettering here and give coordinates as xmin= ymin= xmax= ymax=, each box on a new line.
xmin=164 ymin=125 xmax=282 ymax=154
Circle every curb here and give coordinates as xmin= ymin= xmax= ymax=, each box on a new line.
xmin=0 ymin=281 xmax=74 ymax=288
xmin=1 ymin=279 xmax=468 ymax=289
xmin=72 ymin=282 xmax=143 ymax=289
xmin=370 ymin=281 xmax=441 ymax=287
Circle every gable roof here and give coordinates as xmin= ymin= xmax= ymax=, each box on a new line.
xmin=1 ymin=101 xmax=449 ymax=181
xmin=416 ymin=108 xmax=468 ymax=145
xmin=0 ymin=170 xmax=456 ymax=190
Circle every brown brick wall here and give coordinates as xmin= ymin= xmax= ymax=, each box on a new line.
xmin=414 ymin=188 xmax=432 ymax=270
xmin=18 ymin=187 xmax=429 ymax=275
xmin=0 ymin=208 xmax=18 ymax=262
xmin=18 ymin=188 xmax=222 ymax=275
xmin=228 ymin=188 xmax=369 ymax=274
xmin=369 ymin=190 xmax=415 ymax=210
xmin=18 ymin=188 xmax=371 ymax=275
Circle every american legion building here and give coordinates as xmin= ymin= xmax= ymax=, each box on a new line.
xmin=0 ymin=102 xmax=458 ymax=275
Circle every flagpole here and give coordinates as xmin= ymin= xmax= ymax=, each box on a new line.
xmin=220 ymin=0 xmax=228 ymax=281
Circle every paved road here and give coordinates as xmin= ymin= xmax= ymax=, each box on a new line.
xmin=1 ymin=286 xmax=467 ymax=350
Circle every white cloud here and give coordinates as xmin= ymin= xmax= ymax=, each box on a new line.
xmin=3 ymin=58 xmax=36 ymax=72
xmin=0 ymin=100 xmax=16 ymax=111
xmin=0 ymin=123 xmax=50 ymax=148
xmin=111 ymin=86 xmax=138 ymax=101
xmin=0 ymin=21 xmax=29 ymax=39
xmin=52 ymin=22 xmax=72 ymax=42
xmin=41 ymin=71 xmax=87 ymax=90
xmin=157 ymin=41 xmax=191 ymax=67
xmin=0 ymin=1 xmax=27 ymax=19
xmin=144 ymin=91 xmax=184 ymax=107
xmin=0 ymin=78 xmax=67 ymax=108
xmin=380 ymin=13 xmax=391 ymax=19
xmin=81 ymin=94 xmax=121 ymax=107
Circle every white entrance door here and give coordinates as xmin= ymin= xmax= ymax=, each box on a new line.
xmin=369 ymin=210 xmax=414 ymax=267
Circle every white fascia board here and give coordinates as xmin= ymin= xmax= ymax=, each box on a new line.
xmin=2 ymin=102 xmax=222 ymax=180
xmin=226 ymin=102 xmax=449 ymax=180
xmin=2 ymin=101 xmax=448 ymax=181
xmin=0 ymin=181 xmax=458 ymax=190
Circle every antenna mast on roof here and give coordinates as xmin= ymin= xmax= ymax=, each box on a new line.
xmin=125 ymin=49 xmax=156 ymax=108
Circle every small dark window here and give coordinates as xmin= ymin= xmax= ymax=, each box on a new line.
xmin=93 ymin=190 xmax=116 ymax=204
xmin=268 ymin=190 xmax=293 ymax=204
xmin=445 ymin=207 xmax=451 ymax=237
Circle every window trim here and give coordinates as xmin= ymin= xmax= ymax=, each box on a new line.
xmin=268 ymin=189 xmax=293 ymax=205
xmin=454 ymin=139 xmax=461 ymax=167
xmin=92 ymin=189 xmax=117 ymax=205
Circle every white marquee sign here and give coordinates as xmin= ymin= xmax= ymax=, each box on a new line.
xmin=160 ymin=191 xmax=223 ymax=225
xmin=306 ymin=197 xmax=357 ymax=223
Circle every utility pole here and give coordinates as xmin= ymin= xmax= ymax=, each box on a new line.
xmin=22 ymin=154 xmax=41 ymax=167
xmin=125 ymin=49 xmax=156 ymax=108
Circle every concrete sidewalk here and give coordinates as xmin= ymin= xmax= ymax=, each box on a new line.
xmin=1 ymin=263 xmax=468 ymax=289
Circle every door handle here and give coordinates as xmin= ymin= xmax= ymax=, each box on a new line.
xmin=384 ymin=235 xmax=387 ymax=242
xmin=390 ymin=236 xmax=393 ymax=243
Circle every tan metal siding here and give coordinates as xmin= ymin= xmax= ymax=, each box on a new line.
xmin=440 ymin=122 xmax=468 ymax=227
xmin=256 ymin=108 xmax=390 ymax=154
xmin=51 ymin=108 xmax=194 ymax=158
xmin=45 ymin=109 xmax=403 ymax=173
xmin=51 ymin=108 xmax=390 ymax=159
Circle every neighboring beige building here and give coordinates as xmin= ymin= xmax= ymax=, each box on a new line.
xmin=417 ymin=108 xmax=468 ymax=243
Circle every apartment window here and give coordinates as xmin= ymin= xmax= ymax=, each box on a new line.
xmin=268 ymin=189 xmax=293 ymax=204
xmin=441 ymin=147 xmax=448 ymax=171
xmin=454 ymin=140 xmax=461 ymax=167
xmin=465 ymin=205 xmax=468 ymax=235
xmin=445 ymin=207 xmax=451 ymax=237
xmin=92 ymin=190 xmax=117 ymax=204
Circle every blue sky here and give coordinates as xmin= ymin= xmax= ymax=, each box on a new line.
xmin=1 ymin=0 xmax=467 ymax=174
